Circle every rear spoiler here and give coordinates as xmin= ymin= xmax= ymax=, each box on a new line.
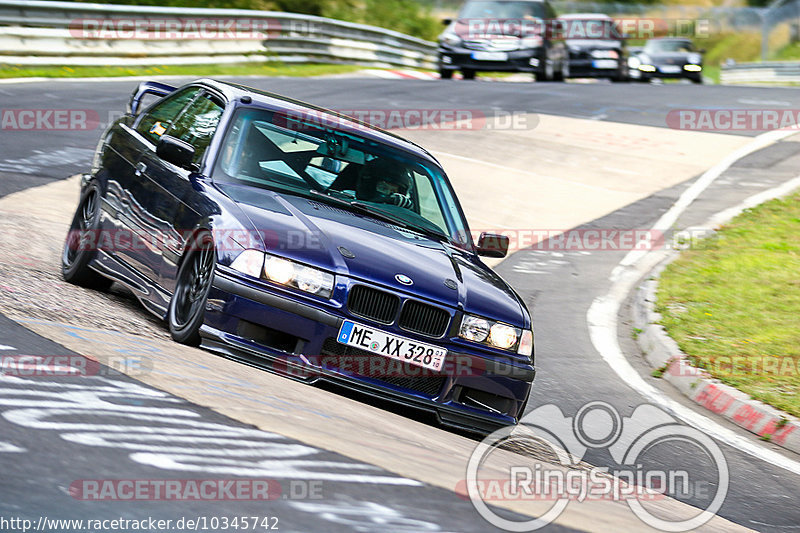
xmin=127 ymin=81 xmax=177 ymax=116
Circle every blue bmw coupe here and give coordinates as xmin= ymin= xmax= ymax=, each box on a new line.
xmin=62 ymin=79 xmax=535 ymax=433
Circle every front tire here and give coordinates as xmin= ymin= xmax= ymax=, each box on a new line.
xmin=61 ymin=182 xmax=113 ymax=290
xmin=168 ymin=232 xmax=215 ymax=346
xmin=461 ymin=69 xmax=476 ymax=80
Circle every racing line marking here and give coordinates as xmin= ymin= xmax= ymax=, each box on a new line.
xmin=587 ymin=126 xmax=800 ymax=477
xmin=0 ymin=442 xmax=25 ymax=453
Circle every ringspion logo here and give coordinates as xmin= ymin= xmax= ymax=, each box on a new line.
xmin=464 ymin=402 xmax=729 ymax=531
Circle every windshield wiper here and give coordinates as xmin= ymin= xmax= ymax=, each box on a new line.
xmin=308 ymin=190 xmax=449 ymax=241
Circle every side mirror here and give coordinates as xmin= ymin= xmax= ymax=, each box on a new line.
xmin=442 ymin=18 xmax=453 ymax=26
xmin=156 ymin=135 xmax=196 ymax=170
xmin=476 ymin=232 xmax=510 ymax=258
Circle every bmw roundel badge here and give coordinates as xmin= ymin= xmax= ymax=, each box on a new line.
xmin=395 ymin=274 xmax=413 ymax=286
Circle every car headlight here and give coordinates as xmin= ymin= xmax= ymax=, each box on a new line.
xmin=459 ymin=314 xmax=530 ymax=356
xmin=230 ymin=249 xmax=265 ymax=279
xmin=688 ymin=53 xmax=702 ymax=64
xmin=520 ymin=35 xmax=543 ymax=49
xmin=489 ymin=323 xmax=517 ymax=349
xmin=460 ymin=315 xmax=491 ymax=342
xmin=231 ymin=250 xmax=334 ymax=299
xmin=264 ymin=255 xmax=295 ymax=285
xmin=628 ymin=56 xmax=641 ymax=68
xmin=440 ymin=32 xmax=461 ymax=47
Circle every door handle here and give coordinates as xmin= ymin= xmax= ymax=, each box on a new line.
xmin=135 ymin=162 xmax=147 ymax=176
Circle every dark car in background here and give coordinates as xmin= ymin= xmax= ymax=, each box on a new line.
xmin=559 ymin=13 xmax=627 ymax=82
xmin=438 ymin=0 xmax=568 ymax=81
xmin=628 ymin=37 xmax=704 ymax=83
xmin=61 ymin=79 xmax=536 ymax=434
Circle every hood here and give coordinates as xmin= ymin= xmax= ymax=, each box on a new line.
xmin=217 ymin=183 xmax=527 ymax=327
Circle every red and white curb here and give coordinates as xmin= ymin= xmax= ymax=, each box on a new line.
xmin=633 ymin=175 xmax=800 ymax=456
xmin=588 ymin=128 xmax=800 ymax=476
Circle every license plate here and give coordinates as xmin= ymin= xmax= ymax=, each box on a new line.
xmin=472 ymin=51 xmax=508 ymax=61
xmin=592 ymin=59 xmax=618 ymax=69
xmin=660 ymin=65 xmax=681 ymax=74
xmin=337 ymin=320 xmax=447 ymax=372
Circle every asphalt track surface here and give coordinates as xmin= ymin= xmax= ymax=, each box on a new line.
xmin=2 ymin=77 xmax=800 ymax=532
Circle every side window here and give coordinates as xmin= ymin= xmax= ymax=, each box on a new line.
xmin=168 ymin=92 xmax=224 ymax=165
xmin=414 ymin=171 xmax=447 ymax=233
xmin=136 ymin=87 xmax=199 ymax=145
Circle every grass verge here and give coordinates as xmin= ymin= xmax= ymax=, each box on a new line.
xmin=657 ymin=190 xmax=800 ymax=417
xmin=0 ymin=62 xmax=366 ymax=80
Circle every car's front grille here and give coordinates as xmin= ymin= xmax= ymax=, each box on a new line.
xmin=348 ymin=285 xmax=399 ymax=324
xmin=347 ymin=285 xmax=452 ymax=338
xmin=320 ymin=338 xmax=446 ymax=397
xmin=463 ymin=40 xmax=489 ymax=51
xmin=399 ymin=300 xmax=450 ymax=338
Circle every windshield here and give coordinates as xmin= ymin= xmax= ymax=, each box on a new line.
xmin=213 ymin=108 xmax=471 ymax=247
xmin=460 ymin=1 xmax=546 ymax=19
xmin=645 ymin=40 xmax=694 ymax=53
xmin=562 ymin=18 xmax=621 ymax=41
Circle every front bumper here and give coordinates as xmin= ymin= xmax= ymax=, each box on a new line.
xmin=202 ymin=270 xmax=536 ymax=432
xmin=438 ymin=46 xmax=545 ymax=73
xmin=567 ymin=57 xmax=623 ymax=78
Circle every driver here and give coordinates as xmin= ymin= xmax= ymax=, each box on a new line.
xmin=357 ymin=158 xmax=414 ymax=210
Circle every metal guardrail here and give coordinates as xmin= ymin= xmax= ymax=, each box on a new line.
xmin=0 ymin=0 xmax=438 ymax=68
xmin=721 ymin=61 xmax=800 ymax=84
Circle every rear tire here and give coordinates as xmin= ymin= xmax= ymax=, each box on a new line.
xmin=690 ymin=75 xmax=703 ymax=84
xmin=168 ymin=232 xmax=215 ymax=346
xmin=61 ymin=183 xmax=113 ymax=290
xmin=461 ymin=69 xmax=476 ymax=80
xmin=440 ymin=69 xmax=453 ymax=80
